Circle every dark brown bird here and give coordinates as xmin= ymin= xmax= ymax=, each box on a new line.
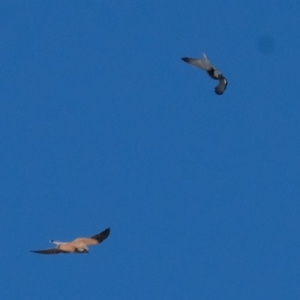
xmin=181 ymin=53 xmax=228 ymax=95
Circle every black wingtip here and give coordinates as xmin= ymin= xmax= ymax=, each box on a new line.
xmin=181 ymin=57 xmax=189 ymax=62
xmin=103 ymin=228 xmax=110 ymax=237
xmin=91 ymin=227 xmax=111 ymax=243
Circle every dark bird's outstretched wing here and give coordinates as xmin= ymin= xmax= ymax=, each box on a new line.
xmin=181 ymin=56 xmax=212 ymax=71
xmin=215 ymin=77 xmax=228 ymax=95
xmin=31 ymin=248 xmax=69 ymax=254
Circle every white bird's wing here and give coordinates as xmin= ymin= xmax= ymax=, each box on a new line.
xmin=73 ymin=228 xmax=110 ymax=246
xmin=31 ymin=248 xmax=70 ymax=254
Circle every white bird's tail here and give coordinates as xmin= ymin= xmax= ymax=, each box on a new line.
xmin=49 ymin=240 xmax=67 ymax=245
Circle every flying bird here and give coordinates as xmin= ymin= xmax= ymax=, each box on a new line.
xmin=181 ymin=53 xmax=228 ymax=95
xmin=31 ymin=228 xmax=110 ymax=254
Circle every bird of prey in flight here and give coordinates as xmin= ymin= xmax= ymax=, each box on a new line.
xmin=31 ymin=228 xmax=110 ymax=254
xmin=181 ymin=53 xmax=228 ymax=95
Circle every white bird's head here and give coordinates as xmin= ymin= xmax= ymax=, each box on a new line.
xmin=76 ymin=246 xmax=89 ymax=254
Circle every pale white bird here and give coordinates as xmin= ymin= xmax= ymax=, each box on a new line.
xmin=31 ymin=228 xmax=110 ymax=254
xmin=181 ymin=53 xmax=228 ymax=95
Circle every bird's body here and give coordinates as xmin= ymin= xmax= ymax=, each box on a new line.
xmin=31 ymin=228 xmax=110 ymax=254
xmin=181 ymin=53 xmax=228 ymax=95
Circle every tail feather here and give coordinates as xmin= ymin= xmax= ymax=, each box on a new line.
xmin=49 ymin=240 xmax=67 ymax=245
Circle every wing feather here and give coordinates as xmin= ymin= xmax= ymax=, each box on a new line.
xmin=76 ymin=228 xmax=111 ymax=246
xmin=181 ymin=55 xmax=213 ymax=71
xmin=31 ymin=248 xmax=69 ymax=254
xmin=215 ymin=78 xmax=228 ymax=95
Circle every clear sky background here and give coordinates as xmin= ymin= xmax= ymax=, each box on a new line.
xmin=1 ymin=1 xmax=300 ymax=299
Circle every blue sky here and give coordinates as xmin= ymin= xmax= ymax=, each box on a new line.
xmin=1 ymin=1 xmax=300 ymax=299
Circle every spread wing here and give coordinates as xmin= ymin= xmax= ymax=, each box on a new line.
xmin=31 ymin=248 xmax=70 ymax=254
xmin=76 ymin=228 xmax=110 ymax=246
xmin=215 ymin=78 xmax=228 ymax=95
xmin=181 ymin=54 xmax=213 ymax=71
